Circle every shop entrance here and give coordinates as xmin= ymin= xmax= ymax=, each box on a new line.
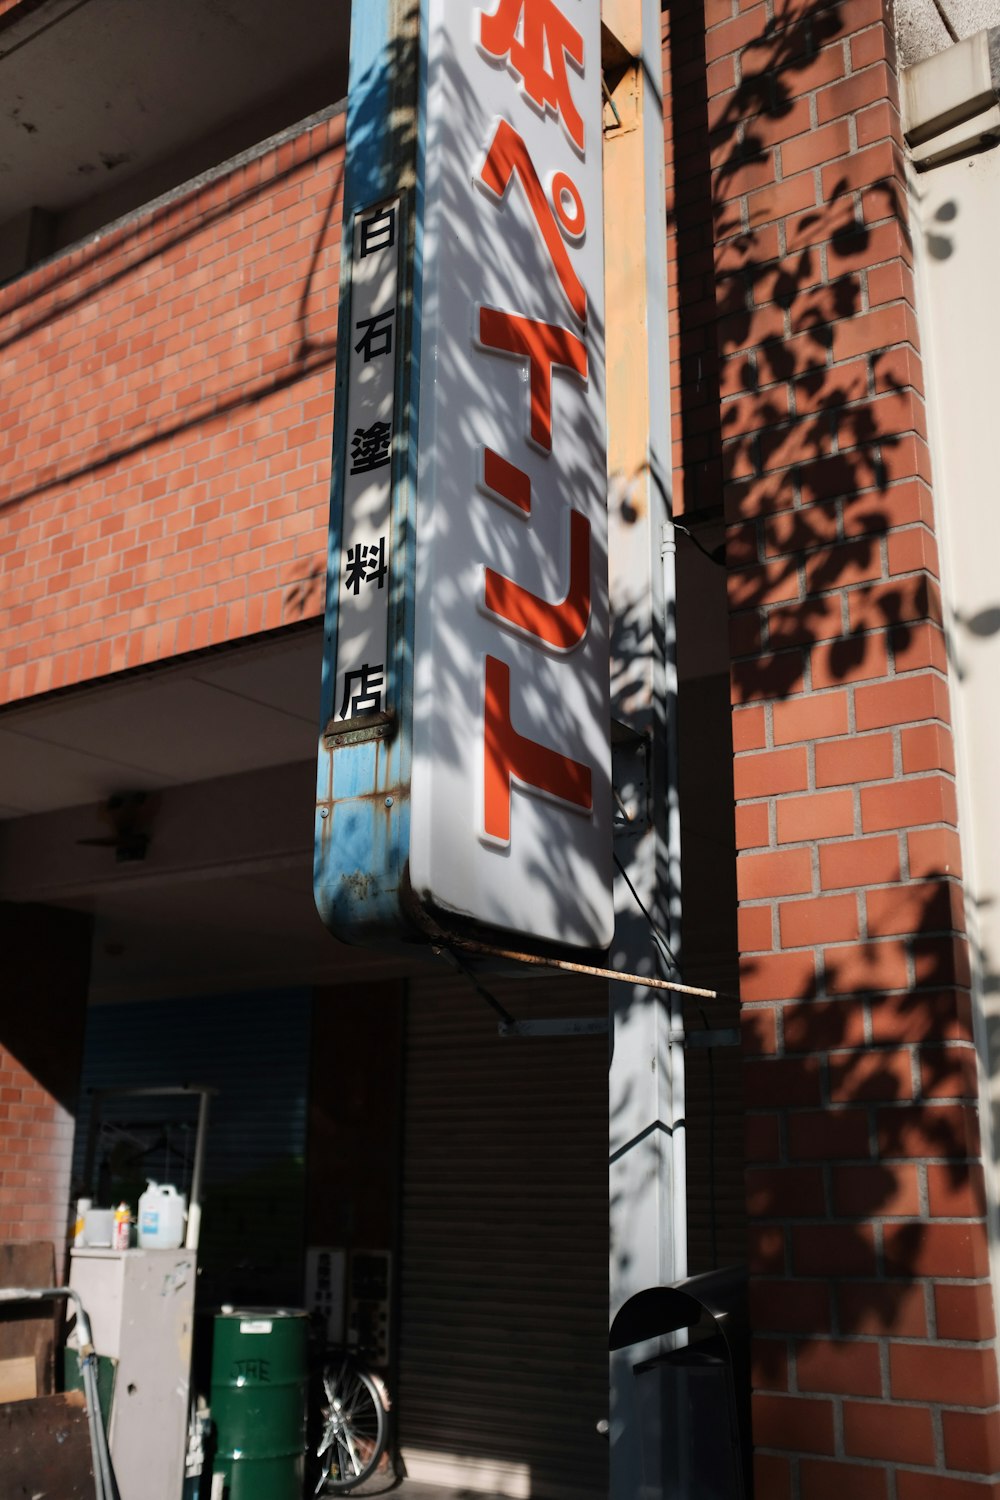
xmin=0 ymin=629 xmax=609 ymax=1497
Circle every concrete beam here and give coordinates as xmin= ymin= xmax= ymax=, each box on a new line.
xmin=904 ymin=26 xmax=1000 ymax=145
xmin=601 ymin=0 xmax=642 ymax=59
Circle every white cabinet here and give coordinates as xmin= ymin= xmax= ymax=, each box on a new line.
xmin=69 ymin=1248 xmax=195 ymax=1500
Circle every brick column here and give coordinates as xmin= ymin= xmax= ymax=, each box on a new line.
xmin=0 ymin=906 xmax=91 ymax=1268
xmin=683 ymin=0 xmax=1000 ymax=1493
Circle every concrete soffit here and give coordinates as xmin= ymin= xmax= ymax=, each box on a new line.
xmin=903 ymin=27 xmax=1000 ymax=166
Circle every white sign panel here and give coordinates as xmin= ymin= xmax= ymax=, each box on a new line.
xmin=410 ymin=0 xmax=612 ymax=948
xmin=333 ymin=199 xmax=401 ymax=724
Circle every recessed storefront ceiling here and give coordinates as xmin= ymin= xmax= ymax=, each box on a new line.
xmin=0 ymin=627 xmax=425 ymax=1000
xmin=0 ymin=627 xmax=326 ymax=818
xmin=0 ymin=0 xmax=350 ymax=224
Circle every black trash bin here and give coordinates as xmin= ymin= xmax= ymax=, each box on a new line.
xmin=609 ymin=1266 xmax=750 ymax=1500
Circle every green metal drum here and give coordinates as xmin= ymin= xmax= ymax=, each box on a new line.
xmin=210 ymin=1308 xmax=307 ymax=1500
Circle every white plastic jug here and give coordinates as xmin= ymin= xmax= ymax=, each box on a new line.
xmin=137 ymin=1181 xmax=187 ymax=1250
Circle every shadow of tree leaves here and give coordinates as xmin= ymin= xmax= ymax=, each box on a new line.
xmin=666 ymin=0 xmax=981 ymax=1381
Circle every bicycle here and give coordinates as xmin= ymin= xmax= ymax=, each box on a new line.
xmin=309 ymin=1346 xmax=391 ymax=1495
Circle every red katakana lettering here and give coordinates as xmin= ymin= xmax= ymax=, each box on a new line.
xmin=483 ymin=655 xmax=592 ymax=842
xmin=483 ymin=448 xmax=532 ymax=512
xmin=485 ymin=509 xmax=591 ymax=649
xmin=480 ymin=119 xmax=587 ymax=324
xmin=479 ymin=0 xmax=585 ymax=151
xmin=479 ymin=308 xmax=587 ymax=451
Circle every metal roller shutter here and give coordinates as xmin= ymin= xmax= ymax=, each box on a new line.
xmin=398 ymin=970 xmax=608 ymax=1499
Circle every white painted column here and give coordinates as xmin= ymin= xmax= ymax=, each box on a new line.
xmin=604 ymin=3 xmax=683 ymax=1495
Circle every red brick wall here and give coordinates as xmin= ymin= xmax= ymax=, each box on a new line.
xmin=666 ymin=0 xmax=999 ymax=1492
xmin=0 ymin=109 xmax=344 ymax=707
xmin=0 ymin=1051 xmax=76 ymax=1262
xmin=0 ymin=906 xmax=90 ymax=1273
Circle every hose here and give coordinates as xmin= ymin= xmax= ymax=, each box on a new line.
xmin=81 ymin=1354 xmax=110 ymax=1498
xmin=83 ymin=1350 xmax=119 ymax=1500
xmin=0 ymin=1286 xmax=120 ymax=1500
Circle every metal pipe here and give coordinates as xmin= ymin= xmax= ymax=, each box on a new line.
xmin=0 ymin=1286 xmax=119 ymax=1500
xmin=186 ymin=1088 xmax=211 ymax=1249
xmin=83 ymin=1355 xmax=116 ymax=1500
xmin=79 ymin=1356 xmax=106 ymax=1500
xmin=0 ymin=1284 xmax=88 ymax=1342
xmin=661 ymin=521 xmax=687 ymax=1286
xmin=439 ymin=933 xmax=736 ymax=1001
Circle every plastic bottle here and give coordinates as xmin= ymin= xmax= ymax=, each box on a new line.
xmin=113 ymin=1202 xmax=131 ymax=1251
xmin=73 ymin=1198 xmax=92 ymax=1248
xmin=137 ymin=1181 xmax=187 ymax=1250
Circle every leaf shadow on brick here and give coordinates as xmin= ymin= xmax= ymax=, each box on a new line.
xmin=284 ymin=559 xmax=325 ymax=621
xmin=666 ymin=0 xmax=999 ymax=1411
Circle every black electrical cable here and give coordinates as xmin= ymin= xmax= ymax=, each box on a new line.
xmin=613 ymin=853 xmax=722 ymax=1273
xmin=612 ymin=852 xmax=681 ymax=975
xmin=671 ymin=519 xmax=727 ymax=567
xmin=930 ymin=0 xmax=959 ymax=43
xmin=450 ymin=854 xmax=723 ymax=1268
xmin=445 ymin=944 xmax=517 ymax=1029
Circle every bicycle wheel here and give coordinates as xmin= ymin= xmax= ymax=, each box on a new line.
xmin=313 ymin=1359 xmax=388 ymax=1495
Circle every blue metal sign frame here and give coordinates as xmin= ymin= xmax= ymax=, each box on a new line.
xmin=315 ymin=0 xmax=424 ymax=945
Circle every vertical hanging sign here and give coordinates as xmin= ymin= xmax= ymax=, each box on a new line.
xmin=409 ymin=0 xmax=613 ymax=950
xmin=316 ymin=0 xmax=612 ymax=954
xmin=332 ymin=201 xmax=401 ymax=728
